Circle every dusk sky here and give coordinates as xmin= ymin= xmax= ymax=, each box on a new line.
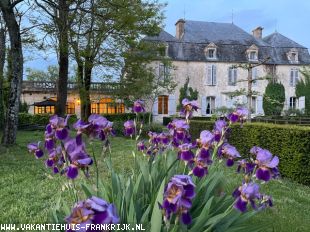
xmin=158 ymin=0 xmax=310 ymax=49
xmin=25 ymin=0 xmax=310 ymax=73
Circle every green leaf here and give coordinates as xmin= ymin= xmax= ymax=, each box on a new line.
xmin=190 ymin=196 xmax=214 ymax=232
xmin=150 ymin=178 xmax=165 ymax=232
xmin=81 ymin=183 xmax=93 ymax=198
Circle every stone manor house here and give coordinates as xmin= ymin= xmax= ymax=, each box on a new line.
xmin=144 ymin=19 xmax=310 ymax=121
xmin=21 ymin=19 xmax=310 ymax=121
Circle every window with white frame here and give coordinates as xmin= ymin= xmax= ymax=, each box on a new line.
xmin=246 ymin=44 xmax=258 ymax=61
xmin=206 ymin=65 xmax=217 ymax=86
xmin=289 ymin=97 xmax=297 ymax=109
xmin=208 ymin=49 xmax=215 ymax=59
xmin=287 ymin=48 xmax=299 ymax=64
xmin=228 ymin=67 xmax=237 ymax=86
xmin=290 ymin=68 xmax=299 ymax=87
xmin=252 ymin=67 xmax=258 ymax=86
xmin=204 ymin=42 xmax=217 ymax=60
xmin=206 ymin=96 xmax=216 ymax=114
xmin=159 ymin=63 xmax=171 ymax=80
xmin=251 ymin=96 xmax=257 ymax=114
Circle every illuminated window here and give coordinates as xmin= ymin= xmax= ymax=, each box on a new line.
xmin=34 ymin=106 xmax=55 ymax=114
xmin=66 ymin=102 xmax=75 ymax=114
xmin=158 ymin=95 xmax=168 ymax=114
xmin=91 ymin=98 xmax=125 ymax=114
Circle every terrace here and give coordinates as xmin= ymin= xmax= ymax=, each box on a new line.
xmin=22 ymin=81 xmax=120 ymax=93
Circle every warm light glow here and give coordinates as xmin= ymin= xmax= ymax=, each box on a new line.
xmin=76 ymin=99 xmax=81 ymax=104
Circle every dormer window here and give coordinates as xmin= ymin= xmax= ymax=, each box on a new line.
xmin=287 ymin=48 xmax=299 ymax=64
xmin=246 ymin=44 xmax=258 ymax=61
xmin=204 ymin=42 xmax=217 ymax=60
xmin=250 ymin=51 xmax=256 ymax=60
xmin=208 ymin=49 xmax=215 ymax=58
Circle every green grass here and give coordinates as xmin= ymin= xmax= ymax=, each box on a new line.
xmin=0 ymin=131 xmax=310 ymax=231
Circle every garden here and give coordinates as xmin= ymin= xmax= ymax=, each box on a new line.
xmin=1 ymin=100 xmax=310 ymax=232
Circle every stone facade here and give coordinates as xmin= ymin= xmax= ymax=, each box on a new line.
xmin=144 ymin=20 xmax=310 ymax=122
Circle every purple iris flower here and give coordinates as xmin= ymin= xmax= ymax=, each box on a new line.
xmin=74 ymin=115 xmax=115 ymax=141
xmin=148 ymin=132 xmax=160 ymax=145
xmin=233 ymin=182 xmax=261 ymax=212
xmin=191 ymin=154 xmax=212 ymax=178
xmin=158 ymin=132 xmax=171 ymax=145
xmin=133 ymin=100 xmax=145 ymax=113
xmin=160 ymin=175 xmax=195 ymax=225
xmin=213 ymin=120 xmax=227 ymax=142
xmin=180 ymin=98 xmax=199 ymax=120
xmin=253 ymin=147 xmax=279 ymax=181
xmin=64 ymin=139 xmax=93 ymax=179
xmin=197 ymin=130 xmax=214 ymax=148
xmin=227 ymin=107 xmax=249 ymax=123
xmin=221 ymin=143 xmax=241 ymax=167
xmin=237 ymin=159 xmax=255 ymax=174
xmin=137 ymin=141 xmax=146 ymax=151
xmin=178 ymin=143 xmax=195 ymax=161
xmin=168 ymin=119 xmax=191 ymax=145
xmin=48 ymin=115 xmax=70 ymax=140
xmin=65 ymin=196 xmax=119 ymax=231
xmin=124 ymin=120 xmax=135 ymax=136
xmin=45 ymin=146 xmax=65 ymax=174
xmin=27 ymin=142 xmax=44 ymax=158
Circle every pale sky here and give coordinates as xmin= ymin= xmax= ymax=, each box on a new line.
xmin=159 ymin=0 xmax=310 ymax=48
xmin=25 ymin=0 xmax=310 ymax=73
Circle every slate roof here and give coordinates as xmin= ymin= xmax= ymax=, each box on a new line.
xmin=143 ymin=20 xmax=310 ymax=65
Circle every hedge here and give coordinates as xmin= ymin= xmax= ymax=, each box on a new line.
xmin=163 ymin=116 xmax=211 ymax=126
xmin=190 ymin=121 xmax=310 ymax=185
xmin=18 ymin=113 xmax=157 ymax=137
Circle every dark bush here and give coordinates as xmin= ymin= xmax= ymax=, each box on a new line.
xmin=18 ymin=113 xmax=77 ymax=129
xmin=190 ymin=121 xmax=310 ymax=185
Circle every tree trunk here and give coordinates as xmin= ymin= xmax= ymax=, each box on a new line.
xmin=55 ymin=0 xmax=69 ymax=117
xmin=0 ymin=27 xmax=6 ymax=129
xmin=0 ymin=1 xmax=23 ymax=145
xmin=84 ymin=63 xmax=92 ymax=119
xmin=247 ymin=67 xmax=252 ymax=122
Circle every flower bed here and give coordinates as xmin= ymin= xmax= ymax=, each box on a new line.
xmin=27 ymin=99 xmax=279 ymax=231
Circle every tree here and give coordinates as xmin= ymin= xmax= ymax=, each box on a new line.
xmin=0 ymin=0 xmax=24 ymax=145
xmin=69 ymin=0 xmax=165 ymax=120
xmin=232 ymin=57 xmax=270 ymax=121
xmin=0 ymin=15 xmax=6 ymax=129
xmin=34 ymin=0 xmax=73 ymax=117
xmin=296 ymin=67 xmax=310 ymax=115
xmin=263 ymin=79 xmax=285 ymax=116
xmin=177 ymin=77 xmax=198 ymax=110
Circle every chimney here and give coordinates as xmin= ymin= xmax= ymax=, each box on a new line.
xmin=175 ymin=19 xmax=185 ymax=39
xmin=252 ymin=26 xmax=263 ymax=39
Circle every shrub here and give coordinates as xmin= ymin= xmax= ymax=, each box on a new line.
xmin=190 ymin=121 xmax=310 ymax=185
xmin=102 ymin=112 xmax=152 ymax=123
xmin=263 ymin=81 xmax=285 ymax=116
xmin=18 ymin=113 xmax=77 ymax=128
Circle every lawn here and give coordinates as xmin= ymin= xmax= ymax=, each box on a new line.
xmin=0 ymin=130 xmax=310 ymax=231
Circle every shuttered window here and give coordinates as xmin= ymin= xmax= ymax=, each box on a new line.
xmin=228 ymin=68 xmax=237 ymax=86
xmin=206 ymin=65 xmax=217 ymax=86
xmin=206 ymin=96 xmax=215 ymax=114
xmin=158 ymin=95 xmax=168 ymax=114
xmin=290 ymin=68 xmax=299 ymax=86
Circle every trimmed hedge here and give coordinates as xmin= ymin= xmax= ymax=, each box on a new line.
xmin=163 ymin=116 xmax=211 ymax=126
xmin=18 ymin=113 xmax=78 ymax=128
xmin=102 ymin=113 xmax=152 ymax=123
xmin=190 ymin=121 xmax=310 ymax=185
